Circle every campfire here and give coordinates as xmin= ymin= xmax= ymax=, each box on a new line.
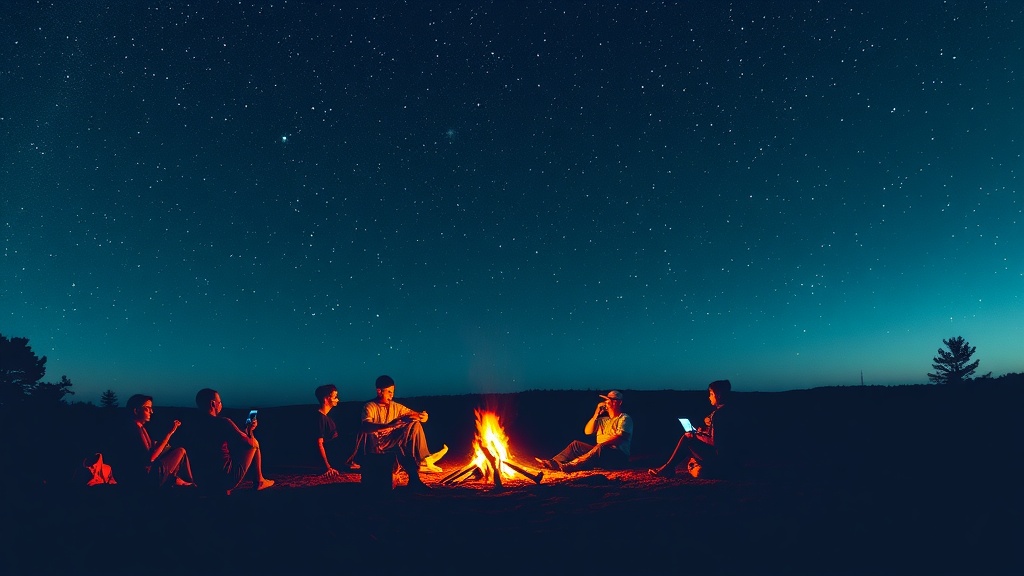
xmin=441 ymin=409 xmax=543 ymax=488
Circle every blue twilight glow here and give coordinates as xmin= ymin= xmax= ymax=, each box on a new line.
xmin=2 ymin=1 xmax=1022 ymax=407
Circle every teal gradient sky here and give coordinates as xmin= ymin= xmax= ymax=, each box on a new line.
xmin=3 ymin=1 xmax=1022 ymax=407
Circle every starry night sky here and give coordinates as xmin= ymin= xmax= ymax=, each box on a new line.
xmin=3 ymin=1 xmax=1022 ymax=407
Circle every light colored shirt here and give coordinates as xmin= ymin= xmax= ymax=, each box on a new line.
xmin=361 ymin=400 xmax=413 ymax=438
xmin=596 ymin=413 xmax=633 ymax=456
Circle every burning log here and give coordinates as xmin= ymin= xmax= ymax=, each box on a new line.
xmin=479 ymin=445 xmax=504 ymax=492
xmin=441 ymin=462 xmax=480 ymax=485
xmin=504 ymin=460 xmax=544 ymax=484
xmin=441 ymin=409 xmax=544 ymax=488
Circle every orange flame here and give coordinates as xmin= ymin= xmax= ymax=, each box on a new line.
xmin=471 ymin=409 xmax=516 ymax=479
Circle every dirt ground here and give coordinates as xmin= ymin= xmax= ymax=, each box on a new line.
xmin=3 ymin=384 xmax=1021 ymax=575
xmin=5 ymin=459 xmax=1018 ymax=575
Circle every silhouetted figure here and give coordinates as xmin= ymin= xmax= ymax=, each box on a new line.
xmin=649 ymin=379 xmax=733 ymax=478
xmin=185 ymin=388 xmax=273 ymax=495
xmin=535 ymin=390 xmax=633 ymax=472
xmin=108 ymin=394 xmax=193 ymax=489
xmin=314 ymin=383 xmax=342 ymax=478
xmin=348 ymin=375 xmax=447 ymax=489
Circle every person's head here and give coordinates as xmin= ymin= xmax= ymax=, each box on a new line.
xmin=126 ymin=394 xmax=154 ymax=425
xmin=599 ymin=390 xmax=624 ymax=415
xmin=195 ymin=388 xmax=222 ymax=415
xmin=375 ymin=375 xmax=395 ymax=404
xmin=315 ymin=384 xmax=339 ymax=408
xmin=707 ymin=379 xmax=731 ymax=407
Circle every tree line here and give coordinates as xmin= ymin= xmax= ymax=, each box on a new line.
xmin=0 ymin=332 xmax=1017 ymax=409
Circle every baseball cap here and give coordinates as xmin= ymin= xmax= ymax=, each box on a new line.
xmin=599 ymin=390 xmax=623 ymax=401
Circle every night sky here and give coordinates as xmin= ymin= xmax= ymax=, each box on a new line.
xmin=3 ymin=1 xmax=1022 ymax=408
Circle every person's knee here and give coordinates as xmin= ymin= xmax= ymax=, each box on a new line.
xmin=406 ymin=420 xmax=426 ymax=440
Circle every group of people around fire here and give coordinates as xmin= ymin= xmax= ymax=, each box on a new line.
xmin=105 ymin=375 xmax=733 ymax=494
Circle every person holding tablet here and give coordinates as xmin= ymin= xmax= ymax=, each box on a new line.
xmin=649 ymin=379 xmax=733 ymax=478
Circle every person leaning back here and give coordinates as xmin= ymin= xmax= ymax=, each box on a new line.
xmin=535 ymin=390 xmax=634 ymax=472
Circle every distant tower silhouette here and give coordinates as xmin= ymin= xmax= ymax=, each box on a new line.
xmin=860 ymin=371 xmax=864 ymax=386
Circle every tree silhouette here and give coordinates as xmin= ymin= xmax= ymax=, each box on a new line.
xmin=0 ymin=333 xmax=47 ymax=407
xmin=0 ymin=332 xmax=74 ymax=406
xmin=928 ymin=336 xmax=980 ymax=385
xmin=28 ymin=375 xmax=75 ymax=405
xmin=100 ymin=389 xmax=119 ymax=408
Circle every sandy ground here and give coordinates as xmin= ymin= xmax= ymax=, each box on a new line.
xmin=3 ymin=384 xmax=1021 ymax=575
xmin=5 ymin=457 xmax=1017 ymax=575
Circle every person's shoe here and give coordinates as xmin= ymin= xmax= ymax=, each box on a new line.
xmin=534 ymin=458 xmax=559 ymax=470
xmin=423 ymin=444 xmax=448 ymax=466
xmin=648 ymin=466 xmax=676 ymax=478
xmin=418 ymin=462 xmax=443 ymax=473
xmin=257 ymin=478 xmax=276 ymax=490
xmin=345 ymin=459 xmax=361 ymax=471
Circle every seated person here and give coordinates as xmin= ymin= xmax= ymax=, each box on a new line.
xmin=184 ymin=388 xmax=274 ymax=495
xmin=314 ymin=383 xmax=343 ymax=478
xmin=348 ymin=375 xmax=447 ymax=488
xmin=535 ymin=390 xmax=633 ymax=472
xmin=649 ymin=379 xmax=733 ymax=477
xmin=108 ymin=394 xmax=193 ymax=489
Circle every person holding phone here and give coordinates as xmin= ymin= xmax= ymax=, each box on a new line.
xmin=184 ymin=388 xmax=274 ymax=495
xmin=648 ymin=379 xmax=732 ymax=478
xmin=534 ymin=390 xmax=633 ymax=472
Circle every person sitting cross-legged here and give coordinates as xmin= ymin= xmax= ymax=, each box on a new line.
xmin=348 ymin=375 xmax=447 ymax=489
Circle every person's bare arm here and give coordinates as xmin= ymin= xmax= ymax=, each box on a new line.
xmin=147 ymin=420 xmax=181 ymax=462
xmin=583 ymin=402 xmax=605 ymax=435
xmin=317 ymin=437 xmax=339 ymax=476
xmin=227 ymin=417 xmax=258 ymax=447
xmin=359 ymin=407 xmax=422 ymax=432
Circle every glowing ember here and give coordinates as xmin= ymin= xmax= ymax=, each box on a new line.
xmin=471 ymin=409 xmax=516 ymax=480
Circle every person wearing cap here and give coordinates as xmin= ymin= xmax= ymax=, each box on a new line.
xmin=648 ymin=379 xmax=733 ymax=478
xmin=348 ymin=375 xmax=447 ymax=489
xmin=534 ymin=390 xmax=634 ymax=472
